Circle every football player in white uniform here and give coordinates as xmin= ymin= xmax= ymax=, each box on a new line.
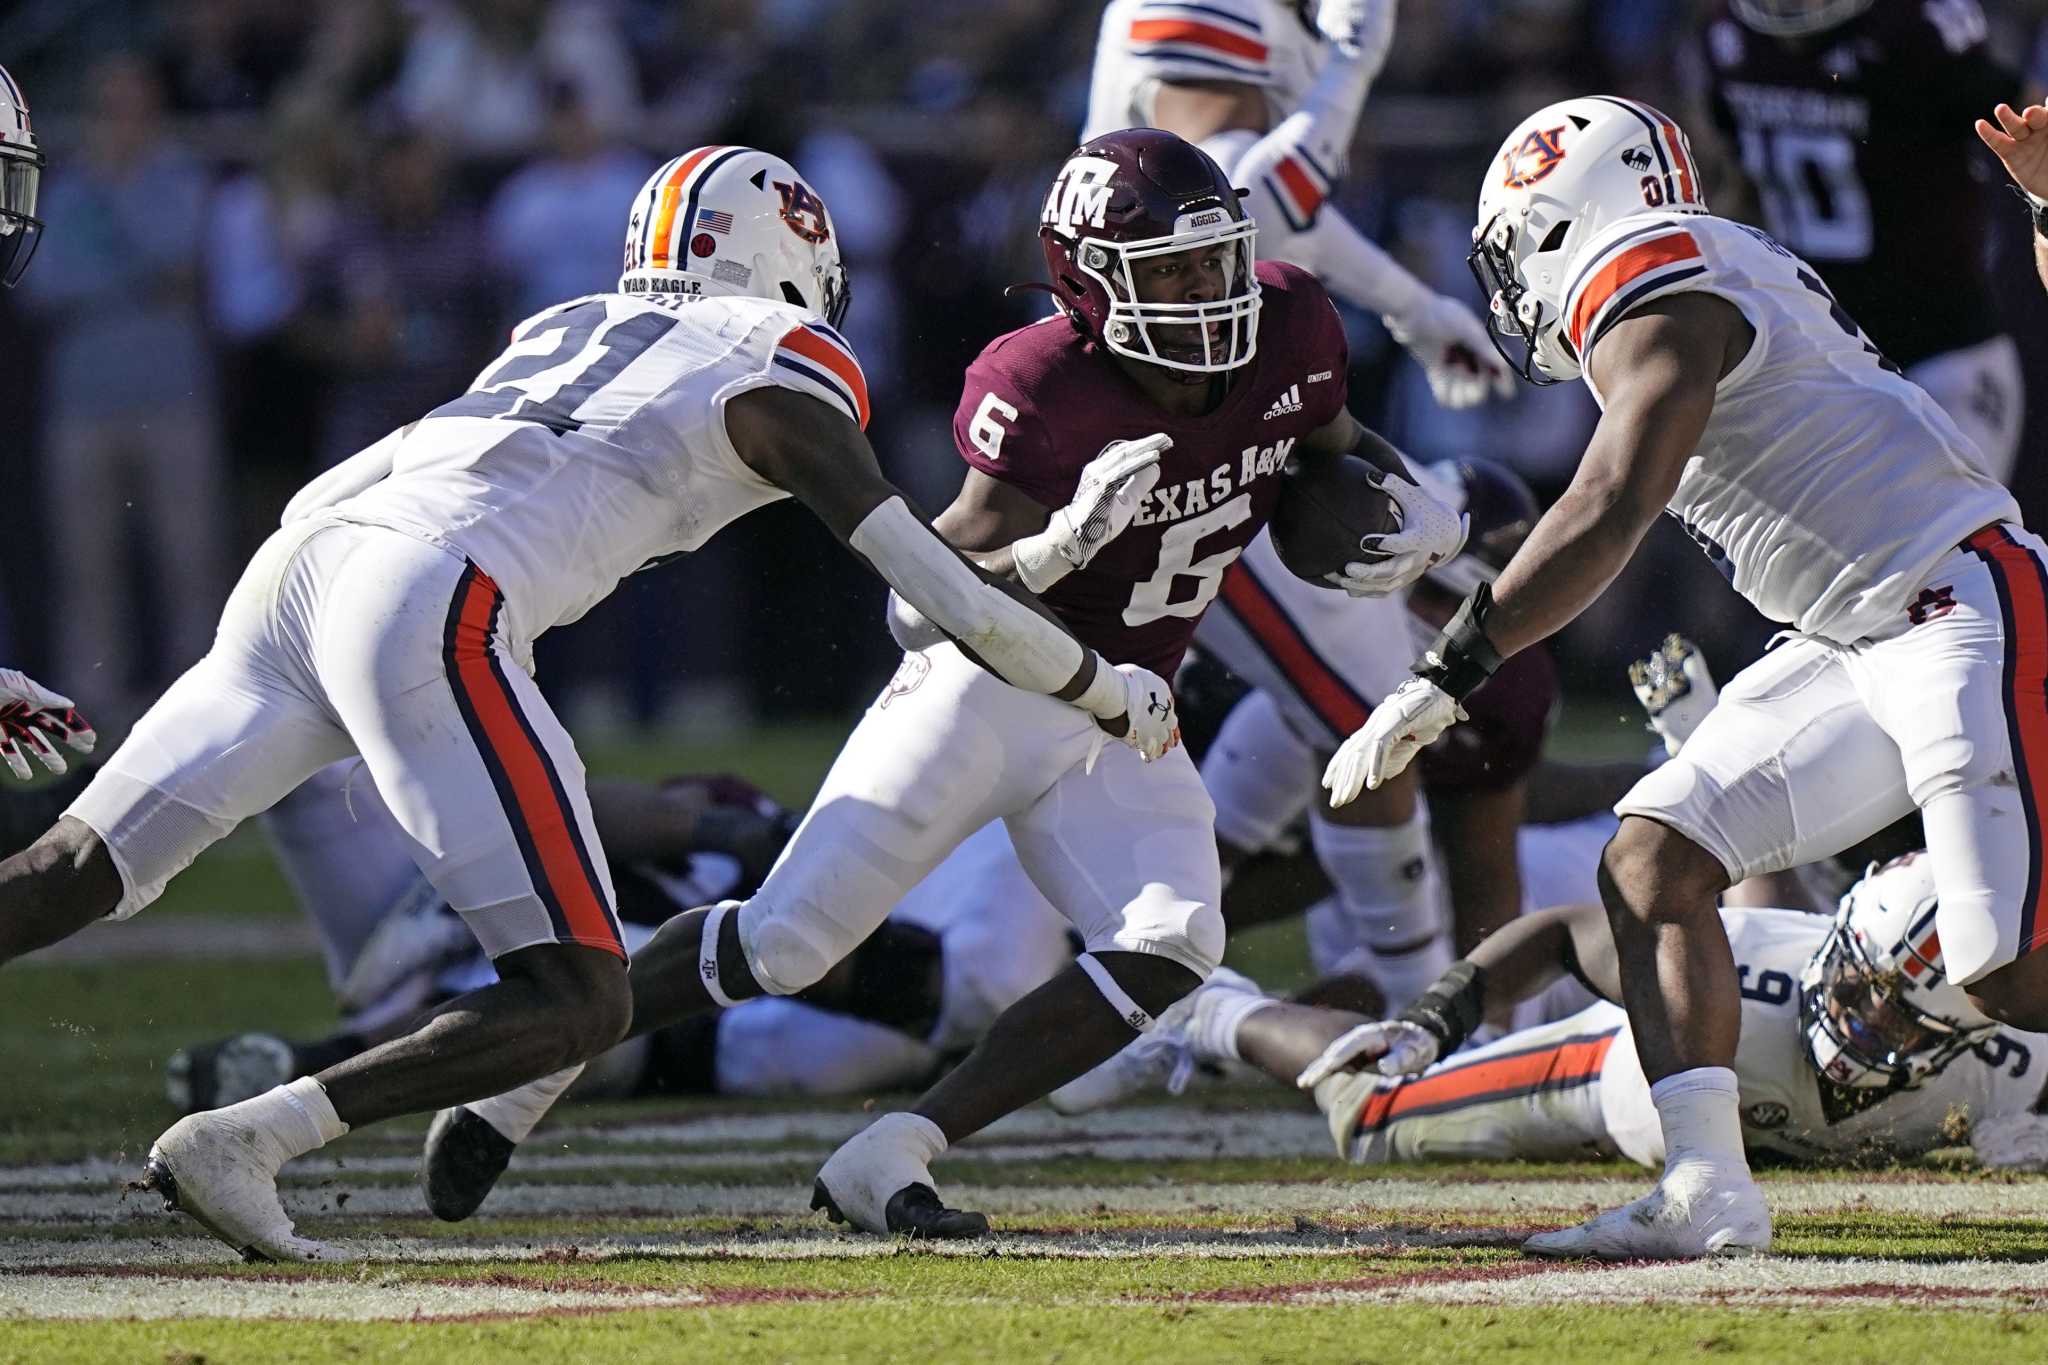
xmin=1083 ymin=0 xmax=1511 ymax=409
xmin=0 ymin=66 xmax=96 ymax=781
xmin=0 ymin=147 xmax=1175 ymax=1262
xmin=1323 ymin=95 xmax=2043 ymax=1259
xmin=1119 ymin=854 xmax=2048 ymax=1172
xmin=1976 ymin=100 xmax=2048 ymax=294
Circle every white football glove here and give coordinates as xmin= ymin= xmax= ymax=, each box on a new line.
xmin=1629 ymin=634 xmax=1718 ymax=758
xmin=1012 ymin=434 xmax=1169 ymax=592
xmin=1384 ymin=292 xmax=1515 ymax=410
xmin=1322 ymin=676 xmax=1463 ymax=805
xmin=1321 ymin=465 xmax=1468 ymax=599
xmin=1314 ymin=0 xmax=1396 ymax=69
xmin=0 ymin=669 xmax=95 ymax=781
xmin=1296 ymin=1019 xmax=1440 ymax=1089
xmin=1081 ymin=663 xmax=1179 ymax=765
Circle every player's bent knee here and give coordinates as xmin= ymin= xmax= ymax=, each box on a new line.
xmin=496 ymin=942 xmax=633 ymax=1062
xmin=1598 ymin=817 xmax=1729 ymax=923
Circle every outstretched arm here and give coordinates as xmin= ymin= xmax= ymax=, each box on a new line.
xmin=725 ymin=388 xmax=1174 ymax=756
xmin=1479 ymin=294 xmax=1740 ymax=658
xmin=1322 ymin=293 xmax=1743 ymax=803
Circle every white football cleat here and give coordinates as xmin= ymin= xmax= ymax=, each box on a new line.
xmin=137 ymin=1112 xmax=346 ymax=1262
xmin=1046 ymin=966 xmax=1257 ymax=1115
xmin=811 ymin=1112 xmax=987 ymax=1239
xmin=1523 ymin=1162 xmax=1771 ymax=1260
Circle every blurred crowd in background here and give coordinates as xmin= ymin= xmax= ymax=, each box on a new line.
xmin=6 ymin=0 xmax=2048 ymax=745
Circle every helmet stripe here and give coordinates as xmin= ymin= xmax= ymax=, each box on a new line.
xmin=1590 ymin=96 xmax=1679 ymax=208
xmin=646 ymin=145 xmax=732 ymax=271
xmin=673 ymin=146 xmax=749 ymax=274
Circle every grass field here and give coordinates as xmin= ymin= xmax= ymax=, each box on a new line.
xmin=5 ymin=719 xmax=2046 ymax=1363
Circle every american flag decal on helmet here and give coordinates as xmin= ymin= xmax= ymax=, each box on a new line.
xmin=697 ymin=208 xmax=733 ymax=234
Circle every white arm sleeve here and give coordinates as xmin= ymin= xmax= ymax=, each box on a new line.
xmin=281 ymin=425 xmax=406 ymax=524
xmin=885 ymin=589 xmax=949 ymax=653
xmin=850 ymin=498 xmax=1098 ymax=700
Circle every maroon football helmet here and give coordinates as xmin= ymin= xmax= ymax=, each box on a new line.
xmin=1038 ymin=128 xmax=1261 ymax=375
xmin=1418 ymin=458 xmax=1539 ymax=599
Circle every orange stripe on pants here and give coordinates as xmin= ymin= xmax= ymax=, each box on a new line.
xmin=448 ymin=570 xmax=623 ymax=958
xmin=1965 ymin=525 xmax=2048 ymax=954
xmin=1356 ymin=1032 xmax=1617 ymax=1134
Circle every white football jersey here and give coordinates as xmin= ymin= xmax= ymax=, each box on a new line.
xmin=321 ymin=292 xmax=870 ymax=654
xmin=1601 ymin=907 xmax=2047 ymax=1166
xmin=1568 ymin=211 xmax=2019 ymax=645
xmin=1081 ymin=0 xmax=1328 ymax=141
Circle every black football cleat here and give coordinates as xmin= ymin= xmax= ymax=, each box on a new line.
xmin=420 ymin=1105 xmax=516 ymax=1222
xmin=811 ymin=1179 xmax=990 ymax=1240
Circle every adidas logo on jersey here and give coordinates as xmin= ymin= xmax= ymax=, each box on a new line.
xmin=1263 ymin=385 xmax=1304 ymax=420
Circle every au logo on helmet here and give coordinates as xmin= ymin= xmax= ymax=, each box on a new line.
xmin=1500 ymin=125 xmax=1569 ymax=189
xmin=774 ymin=180 xmax=831 ymax=245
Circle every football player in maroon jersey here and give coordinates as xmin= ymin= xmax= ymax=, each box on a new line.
xmin=1695 ymin=0 xmax=2022 ymax=477
xmin=423 ymin=128 xmax=1464 ymax=1239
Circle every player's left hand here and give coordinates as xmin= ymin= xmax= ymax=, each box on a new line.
xmin=1322 ymin=676 xmax=1462 ymax=804
xmin=1385 ymin=292 xmax=1515 ymax=409
xmin=1314 ymin=0 xmax=1395 ymax=71
xmin=0 ymin=668 xmax=94 ymax=781
xmin=1976 ymin=103 xmax=2048 ymax=203
xmin=1296 ymin=1018 xmax=1439 ymax=1088
xmin=1107 ymin=662 xmax=1180 ymax=763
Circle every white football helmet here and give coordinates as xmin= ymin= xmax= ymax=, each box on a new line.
xmin=1730 ymin=0 xmax=1875 ymax=37
xmin=620 ymin=146 xmax=849 ymax=327
xmin=1800 ymin=852 xmax=1997 ymax=1090
xmin=1468 ymin=96 xmax=1708 ymax=384
xmin=0 ymin=65 xmax=43 ymax=288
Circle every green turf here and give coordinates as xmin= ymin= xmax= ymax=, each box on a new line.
xmin=3 ymin=1302 xmax=2039 ymax=1365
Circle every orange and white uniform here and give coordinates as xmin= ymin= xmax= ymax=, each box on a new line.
xmin=66 ymin=290 xmax=867 ymax=961
xmin=1317 ymin=908 xmax=2048 ymax=1166
xmin=1541 ymin=209 xmax=2043 ymax=987
xmin=1083 ymin=0 xmax=1326 ymax=140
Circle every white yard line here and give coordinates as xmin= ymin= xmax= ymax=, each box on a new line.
xmin=1296 ymin=1257 xmax=2048 ymax=1309
xmin=12 ymin=1175 xmax=2048 ymax=1230
xmin=0 ymin=1272 xmax=706 ymax=1321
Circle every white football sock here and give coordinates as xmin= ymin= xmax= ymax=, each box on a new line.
xmin=468 ymin=1063 xmax=586 ymax=1144
xmin=1650 ymin=1066 xmax=1746 ymax=1172
xmin=1309 ymin=810 xmax=1452 ymax=1012
xmin=1187 ymin=985 xmax=1275 ymax=1064
xmin=226 ymin=1077 xmax=349 ymax=1169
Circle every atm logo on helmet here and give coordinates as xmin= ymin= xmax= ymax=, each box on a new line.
xmin=1043 ymin=155 xmax=1119 ymax=235
xmin=1501 ymin=125 xmax=1569 ymax=189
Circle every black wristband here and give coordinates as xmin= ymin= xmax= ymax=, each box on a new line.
xmin=2009 ymin=183 xmax=2048 ymax=239
xmin=1414 ymin=583 xmax=1504 ymax=702
xmin=1397 ymin=959 xmax=1488 ymax=1055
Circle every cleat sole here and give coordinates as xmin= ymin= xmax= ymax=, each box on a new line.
xmin=132 ymin=1153 xmax=274 ymax=1263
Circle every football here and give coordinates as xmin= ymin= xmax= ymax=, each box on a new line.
xmin=1268 ymin=454 xmax=1403 ymax=585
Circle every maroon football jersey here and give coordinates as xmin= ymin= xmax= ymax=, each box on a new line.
xmin=1418 ymin=644 xmax=1559 ymax=794
xmin=1697 ymin=0 xmax=2013 ymax=365
xmin=954 ymin=261 xmax=1349 ymax=678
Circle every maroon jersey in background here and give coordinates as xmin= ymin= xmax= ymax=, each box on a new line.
xmin=1418 ymin=645 xmax=1560 ymax=794
xmin=1697 ymin=0 xmax=2013 ymax=367
xmin=953 ymin=261 xmax=1349 ymax=678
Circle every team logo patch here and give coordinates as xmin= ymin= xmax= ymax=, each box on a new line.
xmin=878 ymin=652 xmax=931 ymax=709
xmin=1620 ymin=145 xmax=1655 ymax=172
xmin=1908 ymin=586 xmax=1957 ymax=625
xmin=1745 ymin=1102 xmax=1790 ymax=1130
xmin=690 ymin=233 xmax=717 ymax=258
xmin=1501 ymin=125 xmax=1569 ymax=189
